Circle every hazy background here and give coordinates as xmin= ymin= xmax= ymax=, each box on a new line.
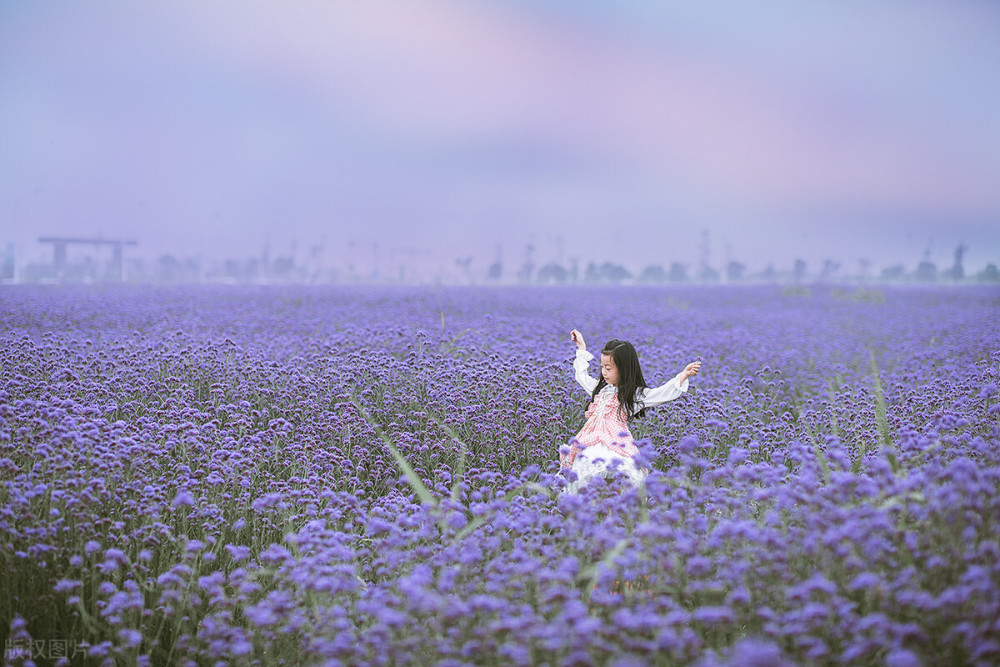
xmin=2 ymin=0 xmax=999 ymax=280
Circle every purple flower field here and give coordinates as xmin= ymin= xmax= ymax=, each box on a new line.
xmin=2 ymin=284 xmax=999 ymax=666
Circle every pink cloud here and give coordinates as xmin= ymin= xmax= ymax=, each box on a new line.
xmin=167 ymin=0 xmax=1000 ymax=216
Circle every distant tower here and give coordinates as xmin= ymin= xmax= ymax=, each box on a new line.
xmin=262 ymin=236 xmax=271 ymax=280
xmin=858 ymin=258 xmax=871 ymax=281
xmin=951 ymin=242 xmax=966 ymax=281
xmin=699 ymin=230 xmax=710 ymax=276
xmin=2 ymin=243 xmax=14 ymax=282
xmin=347 ymin=239 xmax=357 ymax=280
xmin=487 ymin=244 xmax=503 ymax=282
xmin=699 ymin=230 xmax=716 ymax=282
xmin=310 ymin=239 xmax=326 ymax=281
xmin=915 ymin=246 xmax=937 ymax=282
xmin=518 ymin=243 xmax=535 ymax=283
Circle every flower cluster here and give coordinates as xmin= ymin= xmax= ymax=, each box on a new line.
xmin=1 ymin=284 xmax=998 ymax=665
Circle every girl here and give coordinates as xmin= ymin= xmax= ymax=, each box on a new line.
xmin=561 ymin=329 xmax=701 ymax=492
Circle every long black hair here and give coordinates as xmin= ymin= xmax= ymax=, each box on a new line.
xmin=590 ymin=339 xmax=649 ymax=421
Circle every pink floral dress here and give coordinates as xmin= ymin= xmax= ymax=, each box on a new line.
xmin=560 ymin=386 xmax=639 ymax=469
xmin=562 ymin=348 xmax=689 ymax=492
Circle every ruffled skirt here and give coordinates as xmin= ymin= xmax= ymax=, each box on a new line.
xmin=563 ymin=443 xmax=646 ymax=494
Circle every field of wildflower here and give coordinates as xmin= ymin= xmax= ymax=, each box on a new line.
xmin=1 ymin=283 xmax=998 ymax=666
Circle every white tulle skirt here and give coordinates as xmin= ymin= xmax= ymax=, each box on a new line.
xmin=563 ymin=444 xmax=646 ymax=494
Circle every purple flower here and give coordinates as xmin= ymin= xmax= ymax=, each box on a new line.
xmin=718 ymin=638 xmax=794 ymax=667
xmin=693 ymin=606 xmax=735 ymax=625
xmin=259 ymin=544 xmax=292 ymax=565
xmin=849 ymin=572 xmax=881 ymax=591
xmin=185 ymin=540 xmax=205 ymax=554
xmin=365 ymin=517 xmax=393 ymax=537
xmin=885 ymin=648 xmax=921 ymax=667
xmin=172 ymin=490 xmax=195 ymax=508
xmin=103 ymin=548 xmax=128 ymax=565
xmin=727 ymin=447 xmax=749 ymax=466
xmin=226 ymin=544 xmax=252 ymax=562
xmin=678 ymin=435 xmax=699 ymax=455
xmin=54 ymin=579 xmax=82 ymax=593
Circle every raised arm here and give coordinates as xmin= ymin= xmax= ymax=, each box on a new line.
xmin=637 ymin=359 xmax=701 ymax=408
xmin=570 ymin=329 xmax=598 ymax=394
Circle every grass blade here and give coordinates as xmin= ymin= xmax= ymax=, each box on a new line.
xmin=350 ymin=395 xmax=436 ymax=507
xmin=868 ymin=350 xmax=899 ymax=473
xmin=426 ymin=412 xmax=469 ymax=504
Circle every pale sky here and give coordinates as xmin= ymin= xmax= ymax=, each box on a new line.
xmin=2 ymin=0 xmax=999 ymax=275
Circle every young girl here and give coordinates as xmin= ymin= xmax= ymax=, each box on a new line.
xmin=561 ymin=329 xmax=701 ymax=492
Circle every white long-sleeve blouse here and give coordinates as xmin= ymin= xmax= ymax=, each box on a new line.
xmin=573 ymin=348 xmax=688 ymax=408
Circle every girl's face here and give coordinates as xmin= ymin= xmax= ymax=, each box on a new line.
xmin=601 ymin=353 xmax=619 ymax=386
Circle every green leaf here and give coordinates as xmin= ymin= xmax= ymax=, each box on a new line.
xmin=350 ymin=395 xmax=435 ymax=508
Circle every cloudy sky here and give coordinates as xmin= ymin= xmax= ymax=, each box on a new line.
xmin=2 ymin=0 xmax=999 ymax=275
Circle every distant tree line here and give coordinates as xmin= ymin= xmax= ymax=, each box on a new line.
xmin=501 ymin=243 xmax=998 ymax=286
xmin=6 ymin=240 xmax=999 ymax=286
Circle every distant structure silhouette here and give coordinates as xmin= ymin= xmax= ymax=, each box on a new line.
xmin=915 ymin=248 xmax=937 ymax=282
xmin=946 ymin=243 xmax=967 ymax=281
xmin=38 ymin=236 xmax=137 ymax=281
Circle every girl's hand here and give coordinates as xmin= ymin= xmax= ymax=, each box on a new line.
xmin=682 ymin=360 xmax=701 ymax=380
xmin=570 ymin=329 xmax=586 ymax=351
